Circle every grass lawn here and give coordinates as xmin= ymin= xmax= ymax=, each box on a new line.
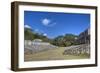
xmin=24 ymin=47 xmax=90 ymax=61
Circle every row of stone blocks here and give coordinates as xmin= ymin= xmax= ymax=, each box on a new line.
xmin=63 ymin=44 xmax=90 ymax=55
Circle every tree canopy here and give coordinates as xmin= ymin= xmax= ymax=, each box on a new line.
xmin=24 ymin=28 xmax=79 ymax=47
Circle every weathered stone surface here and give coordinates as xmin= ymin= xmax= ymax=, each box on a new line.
xmin=24 ymin=42 xmax=58 ymax=54
xmin=63 ymin=44 xmax=90 ymax=55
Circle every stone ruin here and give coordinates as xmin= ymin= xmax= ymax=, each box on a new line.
xmin=24 ymin=39 xmax=58 ymax=54
xmin=63 ymin=44 xmax=90 ymax=56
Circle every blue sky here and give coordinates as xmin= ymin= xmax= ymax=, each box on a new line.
xmin=24 ymin=11 xmax=90 ymax=38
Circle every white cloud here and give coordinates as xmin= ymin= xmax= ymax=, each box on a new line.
xmin=43 ymin=33 xmax=47 ymax=36
xmin=24 ymin=25 xmax=31 ymax=29
xmin=42 ymin=18 xmax=50 ymax=26
xmin=41 ymin=18 xmax=56 ymax=27
xmin=49 ymin=22 xmax=56 ymax=27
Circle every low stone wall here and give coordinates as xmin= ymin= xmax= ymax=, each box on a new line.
xmin=63 ymin=44 xmax=90 ymax=55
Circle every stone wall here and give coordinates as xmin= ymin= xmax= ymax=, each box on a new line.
xmin=63 ymin=44 xmax=90 ymax=55
xmin=77 ymin=28 xmax=90 ymax=44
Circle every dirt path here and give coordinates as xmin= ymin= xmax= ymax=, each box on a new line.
xmin=24 ymin=46 xmax=90 ymax=61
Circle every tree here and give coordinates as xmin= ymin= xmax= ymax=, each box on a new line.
xmin=50 ymin=34 xmax=78 ymax=47
xmin=24 ymin=28 xmax=50 ymax=42
xmin=24 ymin=26 xmax=79 ymax=47
xmin=24 ymin=28 xmax=35 ymax=40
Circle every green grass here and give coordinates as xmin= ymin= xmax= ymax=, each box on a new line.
xmin=24 ymin=47 xmax=90 ymax=61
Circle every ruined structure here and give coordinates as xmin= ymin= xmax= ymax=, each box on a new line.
xmin=77 ymin=28 xmax=90 ymax=44
xmin=24 ymin=39 xmax=58 ymax=54
xmin=63 ymin=28 xmax=90 ymax=56
xmin=63 ymin=44 xmax=90 ymax=55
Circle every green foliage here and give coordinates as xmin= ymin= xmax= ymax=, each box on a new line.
xmin=24 ymin=28 xmax=34 ymax=40
xmin=51 ymin=34 xmax=78 ymax=47
xmin=24 ymin=27 xmax=79 ymax=47
xmin=24 ymin=28 xmax=50 ymax=42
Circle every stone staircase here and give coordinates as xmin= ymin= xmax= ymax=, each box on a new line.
xmin=24 ymin=43 xmax=58 ymax=54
